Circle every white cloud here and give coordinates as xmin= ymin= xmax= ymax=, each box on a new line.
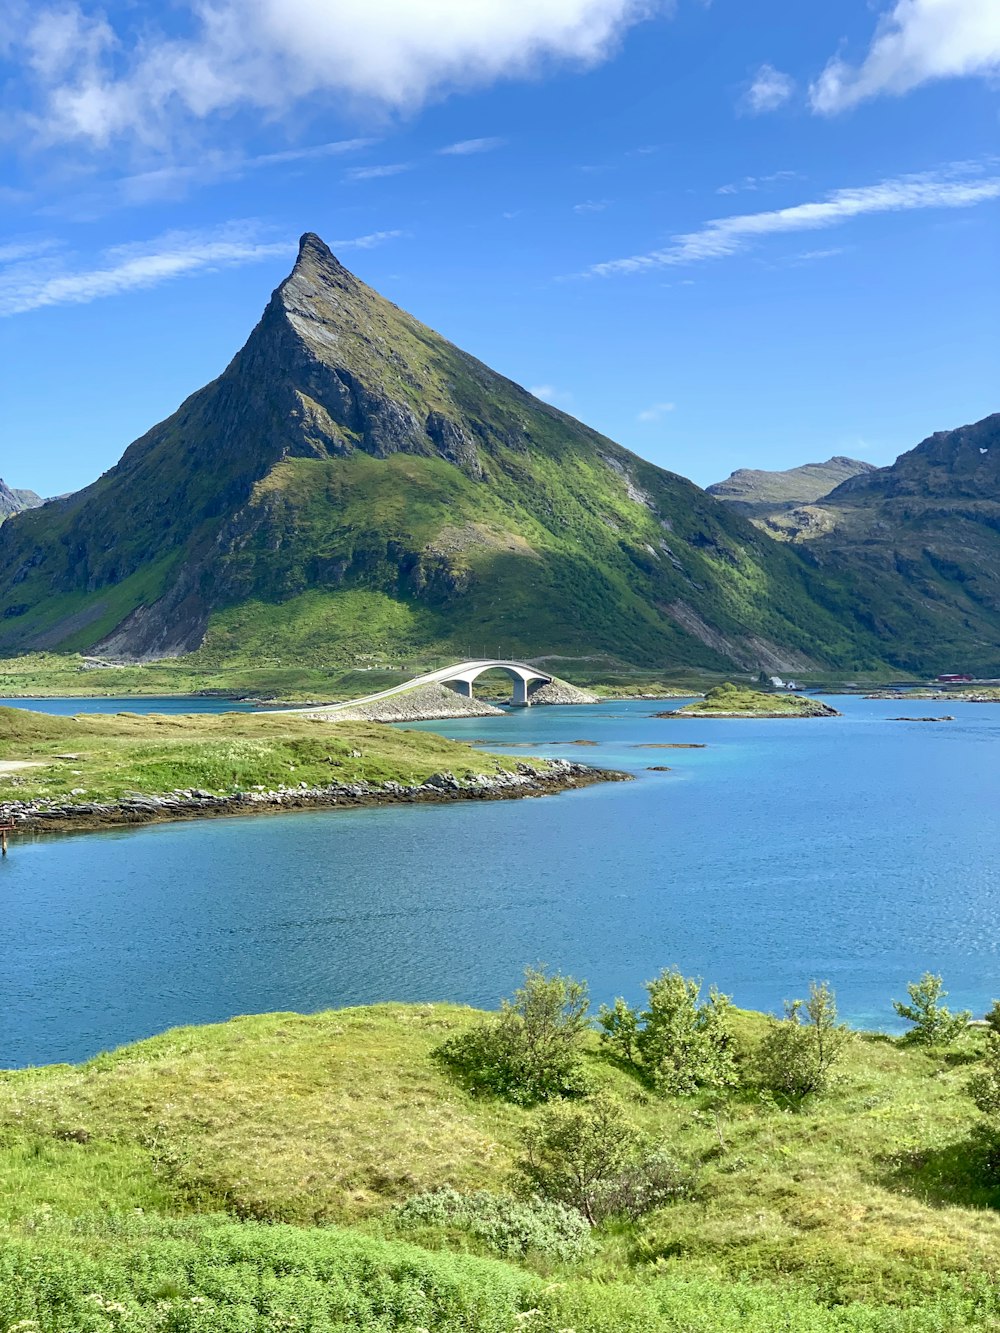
xmin=574 ymin=199 xmax=610 ymax=212
xmin=529 ymin=383 xmax=574 ymax=405
xmin=638 ymin=401 xmax=675 ymax=422
xmin=438 ymin=137 xmax=506 ymax=155
xmin=344 ymin=163 xmax=412 ymax=181
xmin=0 ymin=224 xmax=404 ymax=316
xmin=743 ymin=63 xmax=796 ymax=113
xmin=16 ymin=0 xmax=659 ymax=149
xmin=587 ymin=163 xmax=1000 ymax=276
xmin=811 ymin=0 xmax=1000 ymax=113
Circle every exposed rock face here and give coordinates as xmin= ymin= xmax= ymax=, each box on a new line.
xmin=0 ymin=481 xmax=42 ymax=523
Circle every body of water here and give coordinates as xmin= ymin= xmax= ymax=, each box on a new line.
xmin=4 ymin=696 xmax=998 ymax=1067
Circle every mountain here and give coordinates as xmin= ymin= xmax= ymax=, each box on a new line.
xmin=0 ymin=481 xmax=42 ymax=523
xmin=707 ymin=457 xmax=875 ymax=518
xmin=780 ymin=415 xmax=1000 ymax=672
xmin=0 ymin=233 xmax=881 ymax=673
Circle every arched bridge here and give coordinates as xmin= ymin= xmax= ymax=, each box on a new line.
xmin=281 ymin=660 xmax=554 ymax=715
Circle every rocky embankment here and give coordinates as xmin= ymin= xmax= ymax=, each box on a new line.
xmin=313 ymin=684 xmax=505 ymax=723
xmin=527 ymin=680 xmax=599 ymax=705
xmin=0 ymin=760 xmax=627 ymax=836
xmin=305 ymin=678 xmax=598 ymax=723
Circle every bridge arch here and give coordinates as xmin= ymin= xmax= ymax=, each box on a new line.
xmin=441 ymin=660 xmax=552 ymax=706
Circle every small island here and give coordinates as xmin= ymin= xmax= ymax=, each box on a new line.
xmin=657 ymin=683 xmax=841 ymax=719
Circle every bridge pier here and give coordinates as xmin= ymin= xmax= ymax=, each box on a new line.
xmin=511 ymin=677 xmax=530 ymax=706
xmin=449 ymin=680 xmax=473 ymax=698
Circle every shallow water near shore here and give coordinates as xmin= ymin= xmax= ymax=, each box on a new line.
xmin=4 ymin=695 xmax=1000 ymax=1067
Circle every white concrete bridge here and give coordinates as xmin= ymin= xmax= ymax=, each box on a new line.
xmin=282 ymin=659 xmax=554 ymax=715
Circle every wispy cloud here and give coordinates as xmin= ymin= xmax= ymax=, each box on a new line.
xmin=529 ymin=384 xmax=573 ymax=406
xmin=742 ymin=63 xmax=795 ymax=114
xmin=574 ymin=199 xmax=610 ymax=213
xmin=438 ymin=137 xmax=506 ymax=156
xmin=637 ymin=401 xmax=675 ymax=422
xmin=116 ymin=139 xmax=378 ymax=206
xmin=811 ymin=0 xmax=1000 ymax=113
xmin=334 ymin=230 xmax=406 ymax=250
xmin=344 ymin=163 xmax=412 ymax=182
xmin=0 ymin=224 xmax=409 ymax=316
xmin=586 ymin=163 xmax=1000 ymax=277
xmin=716 ymin=170 xmax=802 ymax=196
xmin=0 ymin=225 xmax=292 ymax=316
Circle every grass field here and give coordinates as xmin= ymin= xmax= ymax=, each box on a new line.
xmin=3 ymin=1002 xmax=999 ymax=1330
xmin=0 ymin=706 xmax=543 ymax=809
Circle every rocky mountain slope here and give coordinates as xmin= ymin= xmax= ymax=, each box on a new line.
xmin=778 ymin=415 xmax=1000 ymax=671
xmin=0 ymin=481 xmax=42 ymax=523
xmin=707 ymin=457 xmax=875 ymax=518
xmin=0 ymin=234 xmax=884 ymax=673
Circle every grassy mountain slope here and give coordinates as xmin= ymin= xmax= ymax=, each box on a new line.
xmin=779 ymin=415 xmax=1000 ymax=673
xmin=0 ymin=234 xmax=880 ymax=674
xmin=3 ymin=1004 xmax=1000 ymax=1329
xmin=707 ymin=457 xmax=875 ymax=518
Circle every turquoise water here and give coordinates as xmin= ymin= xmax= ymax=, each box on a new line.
xmin=3 ymin=696 xmax=999 ymax=1067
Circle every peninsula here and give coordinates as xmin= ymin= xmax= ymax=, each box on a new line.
xmin=0 ymin=706 xmax=622 ymax=837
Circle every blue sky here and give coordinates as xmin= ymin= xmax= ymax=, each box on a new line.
xmin=2 ymin=0 xmax=998 ymax=497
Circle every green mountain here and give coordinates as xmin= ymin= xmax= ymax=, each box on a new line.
xmin=0 ymin=481 xmax=42 ymax=524
xmin=778 ymin=414 xmax=1000 ymax=673
xmin=707 ymin=457 xmax=875 ymax=518
xmin=0 ymin=234 xmax=879 ymax=673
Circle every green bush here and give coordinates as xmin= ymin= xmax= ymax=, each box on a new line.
xmin=393 ymin=1187 xmax=592 ymax=1262
xmin=517 ymin=1090 xmax=692 ymax=1225
xmin=434 ymin=967 xmax=590 ymax=1104
xmin=755 ymin=981 xmax=851 ymax=1101
xmin=893 ymin=973 xmax=971 ymax=1046
xmin=598 ymin=968 xmax=738 ymax=1094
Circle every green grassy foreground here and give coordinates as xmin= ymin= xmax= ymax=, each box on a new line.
xmin=0 ymin=706 xmax=544 ymax=809
xmin=3 ymin=1004 xmax=1000 ymax=1330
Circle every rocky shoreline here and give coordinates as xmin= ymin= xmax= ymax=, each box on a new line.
xmin=0 ymin=759 xmax=627 ymax=838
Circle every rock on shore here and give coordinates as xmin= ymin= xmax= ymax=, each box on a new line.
xmin=0 ymin=760 xmax=627 ymax=837
xmin=527 ymin=680 xmax=599 ymax=705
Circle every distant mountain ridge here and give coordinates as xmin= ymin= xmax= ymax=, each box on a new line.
xmin=0 ymin=481 xmax=42 ymax=523
xmin=707 ymin=457 xmax=876 ymax=517
xmin=773 ymin=414 xmax=1000 ymax=672
xmin=0 ymin=233 xmax=881 ymax=674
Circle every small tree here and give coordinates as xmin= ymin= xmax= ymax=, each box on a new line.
xmin=598 ymin=968 xmax=738 ymax=1095
xmin=755 ymin=981 xmax=851 ymax=1101
xmin=517 ymin=1090 xmax=691 ymax=1225
xmin=893 ymin=973 xmax=971 ymax=1046
xmin=435 ymin=966 xmax=590 ymax=1104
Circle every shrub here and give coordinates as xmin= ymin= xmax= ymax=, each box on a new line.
xmin=755 ymin=981 xmax=851 ymax=1101
xmin=598 ymin=968 xmax=738 ymax=1095
xmin=435 ymin=966 xmax=590 ymax=1104
xmin=517 ymin=1090 xmax=692 ymax=1225
xmin=893 ymin=973 xmax=971 ymax=1046
xmin=393 ymin=1187 xmax=592 ymax=1262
